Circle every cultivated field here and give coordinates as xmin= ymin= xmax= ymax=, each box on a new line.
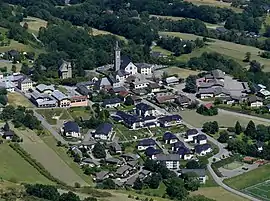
xmin=160 ymin=32 xmax=270 ymax=71
xmin=184 ymin=0 xmax=243 ymax=12
xmin=155 ymin=66 xmax=201 ymax=78
xmin=179 ymin=110 xmax=270 ymax=127
xmin=191 ymin=187 xmax=248 ymax=201
xmin=13 ymin=127 xmax=88 ymax=186
xmin=8 ymin=92 xmax=33 ymax=108
xmin=224 ymin=164 xmax=270 ymax=190
xmin=21 ymin=17 xmax=47 ymax=35
xmin=0 ymin=143 xmax=52 ymax=184
xmin=243 ymin=180 xmax=270 ymax=201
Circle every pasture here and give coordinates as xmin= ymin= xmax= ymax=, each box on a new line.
xmin=13 ymin=127 xmax=88 ymax=186
xmin=0 ymin=143 xmax=52 ymax=184
xmin=179 ymin=109 xmax=270 ymax=128
xmin=243 ymin=180 xmax=270 ymax=201
xmin=160 ymin=31 xmax=270 ymax=71
xmin=21 ymin=17 xmax=47 ymax=35
xmin=224 ymin=164 xmax=270 ymax=190
xmin=7 ymin=92 xmax=33 ymax=108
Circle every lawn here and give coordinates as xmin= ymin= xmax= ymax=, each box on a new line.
xmin=191 ymin=187 xmax=248 ymax=201
xmin=13 ymin=127 xmax=88 ymax=186
xmin=7 ymin=92 xmax=33 ymax=108
xmin=159 ymin=31 xmax=270 ymax=71
xmin=36 ymin=108 xmax=73 ymax=125
xmin=115 ymin=124 xmax=152 ymax=140
xmin=0 ymin=143 xmax=52 ymax=184
xmin=20 ymin=16 xmax=47 ymax=35
xmin=142 ymin=182 xmax=167 ymax=197
xmin=223 ymin=161 xmax=244 ymax=170
xmin=41 ymin=134 xmax=93 ymax=185
xmin=243 ymin=180 xmax=270 ymax=201
xmin=158 ymin=66 xmax=201 ymax=78
xmin=184 ymin=0 xmax=243 ymax=13
xmin=179 ymin=109 xmax=270 ymax=128
xmin=68 ymin=107 xmax=92 ymax=120
xmin=224 ymin=164 xmax=270 ymax=190
xmin=152 ymin=45 xmax=172 ymax=56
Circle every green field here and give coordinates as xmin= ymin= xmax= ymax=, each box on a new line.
xmin=157 ymin=66 xmax=201 ymax=78
xmin=224 ymin=164 xmax=270 ymax=190
xmin=21 ymin=16 xmax=47 ymax=35
xmin=115 ymin=124 xmax=151 ymax=141
xmin=68 ymin=107 xmax=92 ymax=120
xmin=0 ymin=143 xmax=52 ymax=184
xmin=8 ymin=92 xmax=33 ymax=108
xmin=223 ymin=161 xmax=244 ymax=170
xmin=36 ymin=108 xmax=73 ymax=125
xmin=13 ymin=127 xmax=87 ymax=186
xmin=243 ymin=180 xmax=270 ymax=201
xmin=179 ymin=109 xmax=270 ymax=127
xmin=160 ymin=32 xmax=270 ymax=71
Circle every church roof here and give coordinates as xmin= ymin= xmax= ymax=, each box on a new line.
xmin=120 ymin=56 xmax=132 ymax=70
xmin=59 ymin=60 xmax=71 ymax=72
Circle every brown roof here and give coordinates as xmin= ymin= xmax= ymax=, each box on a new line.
xmin=156 ymin=95 xmax=176 ymax=104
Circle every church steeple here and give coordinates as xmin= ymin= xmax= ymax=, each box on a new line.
xmin=114 ymin=41 xmax=121 ymax=72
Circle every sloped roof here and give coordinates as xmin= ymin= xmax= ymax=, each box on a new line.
xmin=95 ymin=123 xmax=113 ymax=136
xmin=64 ymin=121 xmax=80 ymax=133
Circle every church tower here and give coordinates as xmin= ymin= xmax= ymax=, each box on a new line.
xmin=114 ymin=41 xmax=121 ymax=71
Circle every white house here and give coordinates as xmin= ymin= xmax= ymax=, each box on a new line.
xmin=155 ymin=154 xmax=180 ymax=169
xmin=62 ymin=121 xmax=81 ymax=138
xmin=185 ymin=129 xmax=199 ymax=142
xmin=93 ymin=123 xmax=113 ymax=141
xmin=194 ymin=134 xmax=207 ymax=145
xmin=102 ymin=98 xmax=122 ymax=108
xmin=163 ymin=132 xmax=178 ymax=144
xmin=137 ymin=139 xmax=156 ymax=151
xmin=195 ymin=144 xmax=212 ymax=156
xmin=136 ymin=63 xmax=152 ymax=75
xmin=181 ymin=169 xmax=207 ymax=184
xmin=248 ymin=96 xmax=263 ymax=107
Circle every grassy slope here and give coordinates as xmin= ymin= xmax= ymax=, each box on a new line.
xmin=224 ymin=164 xmax=270 ymax=190
xmin=0 ymin=143 xmax=52 ymax=184
xmin=8 ymin=92 xmax=33 ymax=108
xmin=160 ymin=32 xmax=270 ymax=71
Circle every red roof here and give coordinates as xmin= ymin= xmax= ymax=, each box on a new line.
xmin=204 ymin=103 xmax=213 ymax=109
xmin=119 ymin=91 xmax=129 ymax=97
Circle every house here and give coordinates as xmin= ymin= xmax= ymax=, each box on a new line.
xmin=256 ymin=141 xmax=264 ymax=152
xmin=131 ymin=76 xmax=149 ymax=89
xmin=181 ymin=169 xmax=206 ymax=184
xmin=139 ymin=169 xmax=152 ymax=180
xmin=195 ymin=144 xmax=212 ymax=156
xmin=172 ymin=141 xmax=185 ymax=152
xmin=95 ymin=77 xmax=112 ymax=91
xmin=76 ymin=84 xmax=92 ymax=97
xmin=155 ymin=154 xmax=180 ymax=169
xmin=163 ymin=132 xmax=178 ymax=144
xmin=136 ymin=63 xmax=153 ymax=75
xmin=135 ymin=103 xmax=157 ymax=117
xmin=148 ymin=82 xmax=160 ymax=93
xmin=102 ymin=98 xmax=122 ymax=108
xmin=109 ymin=142 xmax=122 ymax=154
xmin=116 ymin=165 xmax=131 ymax=178
xmin=36 ymin=84 xmax=55 ymax=94
xmin=51 ymin=90 xmax=71 ymax=107
xmin=80 ymin=158 xmax=100 ymax=168
xmin=155 ymin=94 xmax=176 ymax=104
xmin=194 ymin=134 xmax=207 ymax=145
xmin=114 ymin=111 xmax=141 ymax=129
xmin=143 ymin=115 xmax=159 ymax=128
xmin=0 ymin=81 xmax=15 ymax=92
xmin=59 ymin=60 xmax=72 ymax=79
xmin=115 ymin=69 xmax=130 ymax=83
xmin=121 ymin=153 xmax=139 ymax=161
xmin=30 ymin=91 xmax=57 ymax=108
xmin=150 ymin=51 xmax=167 ymax=58
xmin=257 ymin=89 xmax=270 ymax=99
xmin=216 ymin=27 xmax=228 ymax=34
xmin=185 ymin=129 xmax=199 ymax=142
xmin=219 ymin=96 xmax=235 ymax=105
xmin=94 ymin=171 xmax=110 ymax=182
xmin=7 ymin=49 xmax=19 ymax=60
xmin=176 ymin=146 xmax=193 ymax=160
xmin=127 ymin=160 xmax=139 ymax=169
xmin=197 ymin=87 xmax=230 ymax=99
xmin=93 ymin=123 xmax=113 ymax=140
xmin=175 ymin=95 xmax=191 ymax=107
xmin=158 ymin=115 xmax=182 ymax=127
xmin=78 ymin=141 xmax=96 ymax=150
xmin=70 ymin=146 xmax=83 ymax=158
xmin=137 ymin=138 xmax=156 ymax=151
xmin=70 ymin=95 xmax=88 ymax=107
xmin=165 ymin=76 xmax=179 ymax=86
xmin=18 ymin=77 xmax=33 ymax=91
xmin=106 ymin=157 xmax=124 ymax=166
xmin=145 ymin=147 xmax=162 ymax=159
xmin=125 ymin=175 xmax=139 ymax=187
xmin=248 ymin=96 xmax=263 ymax=107
xmin=3 ymin=130 xmax=15 ymax=140
xmin=62 ymin=121 xmax=81 ymax=138
xmin=205 ymin=69 xmax=225 ymax=82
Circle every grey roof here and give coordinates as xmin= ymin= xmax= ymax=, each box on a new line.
xmin=95 ymin=171 xmax=109 ymax=181
xmin=156 ymin=154 xmax=179 ymax=161
xmin=175 ymin=94 xmax=190 ymax=104
xmin=198 ymin=80 xmax=224 ymax=89
xmin=36 ymin=84 xmax=55 ymax=93
xmin=31 ymin=90 xmax=47 ymax=100
xmin=120 ymin=55 xmax=132 ymax=69
xmin=121 ymin=153 xmax=139 ymax=161
xmin=59 ymin=60 xmax=71 ymax=72
xmin=198 ymin=87 xmax=230 ymax=96
xmin=209 ymin=69 xmax=225 ymax=79
xmin=103 ymin=98 xmax=122 ymax=106
xmin=125 ymin=175 xmax=139 ymax=186
xmin=82 ymin=158 xmax=100 ymax=166
xmin=116 ymin=69 xmax=129 ymax=77
xmin=116 ymin=165 xmax=130 ymax=175
xmin=76 ymin=84 xmax=91 ymax=96
xmin=95 ymin=123 xmax=113 ymax=136
xmin=135 ymin=63 xmax=152 ymax=69
xmin=182 ymin=169 xmax=206 ymax=177
xmin=187 ymin=129 xmax=199 ymax=136
xmin=127 ymin=160 xmax=138 ymax=167
xmin=110 ymin=142 xmax=122 ymax=151
xmin=19 ymin=77 xmax=32 ymax=84
xmin=248 ymin=95 xmax=262 ymax=103
xmin=51 ymin=90 xmax=69 ymax=101
xmin=149 ymin=82 xmax=160 ymax=89
xmin=80 ymin=141 xmax=96 ymax=146
xmin=106 ymin=157 xmax=122 ymax=164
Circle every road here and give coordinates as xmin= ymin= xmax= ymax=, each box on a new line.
xmin=142 ymin=99 xmax=258 ymax=201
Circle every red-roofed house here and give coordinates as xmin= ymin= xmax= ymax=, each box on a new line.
xmin=204 ymin=103 xmax=213 ymax=109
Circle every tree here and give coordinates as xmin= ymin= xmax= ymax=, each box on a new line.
xmin=249 ymin=60 xmax=262 ymax=73
xmin=3 ymin=122 xmax=10 ymax=131
xmin=218 ymin=130 xmax=229 ymax=143
xmin=182 ymin=172 xmax=200 ymax=191
xmin=59 ymin=191 xmax=80 ymax=201
xmin=145 ymin=173 xmax=161 ymax=189
xmin=0 ymin=95 xmax=7 ymax=106
xmin=1 ymin=105 xmax=15 ymax=121
xmin=244 ymin=120 xmax=257 ymax=139
xmin=92 ymin=143 xmax=106 ymax=159
xmin=23 ymin=22 xmax=29 ymax=30
xmin=186 ymin=160 xmax=200 ymax=169
xmin=20 ymin=63 xmax=30 ymax=75
xmin=11 ymin=65 xmax=16 ymax=73
xmin=25 ymin=184 xmax=60 ymax=201
xmin=235 ymin=121 xmax=242 ymax=135
xmin=124 ymin=96 xmax=134 ymax=106
xmin=166 ymin=178 xmax=188 ymax=200
xmin=133 ymin=178 xmax=143 ymax=190
xmin=202 ymin=121 xmax=219 ymax=134
xmin=100 ymin=178 xmax=116 ymax=189
xmin=184 ymin=75 xmax=198 ymax=93
xmin=0 ymin=88 xmax=7 ymax=95
xmin=244 ymin=52 xmax=251 ymax=62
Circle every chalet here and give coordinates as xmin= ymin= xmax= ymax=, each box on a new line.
xmin=195 ymin=144 xmax=212 ymax=156
xmin=205 ymin=69 xmax=225 ymax=82
xmin=76 ymin=84 xmax=92 ymax=97
xmin=143 ymin=115 xmax=159 ymax=128
xmin=155 ymin=154 xmax=180 ymax=169
xmin=257 ymin=89 xmax=270 ymax=99
xmin=62 ymin=121 xmax=81 ymax=138
xmin=78 ymin=141 xmax=96 ymax=150
xmin=125 ymin=175 xmax=139 ymax=187
xmin=158 ymin=115 xmax=182 ymax=127
xmin=185 ymin=129 xmax=199 ymax=142
xmin=148 ymin=82 xmax=160 ymax=93
xmin=145 ymin=147 xmax=162 ymax=159
xmin=139 ymin=169 xmax=152 ymax=180
xmin=51 ymin=90 xmax=71 ymax=107
xmin=197 ymin=87 xmax=230 ymax=99
xmin=165 ymin=76 xmax=179 ymax=86
xmin=116 ymin=165 xmax=131 ymax=178
xmin=102 ymin=98 xmax=122 ymax=108
xmin=36 ymin=84 xmax=55 ymax=94
xmin=93 ymin=123 xmax=113 ymax=140
xmin=137 ymin=138 xmax=156 ymax=151
xmin=163 ymin=132 xmax=178 ymax=144
xmin=121 ymin=153 xmax=139 ymax=161
xmin=109 ymin=142 xmax=122 ymax=154
xmin=135 ymin=103 xmax=157 ymax=117
xmin=175 ymin=95 xmax=191 ymax=107
xmin=114 ymin=111 xmax=141 ymax=129
xmin=95 ymin=77 xmax=112 ymax=91
xmin=248 ymin=96 xmax=263 ymax=107
xmin=194 ymin=134 xmax=207 ymax=145
xmin=181 ymin=169 xmax=206 ymax=184
xmin=155 ymin=94 xmax=176 ymax=104
xmin=131 ymin=76 xmax=149 ymax=89
xmin=136 ymin=63 xmax=152 ymax=75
